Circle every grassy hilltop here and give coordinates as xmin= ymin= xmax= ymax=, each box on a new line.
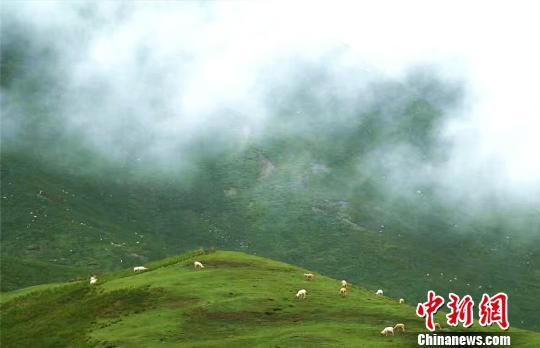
xmin=1 ymin=250 xmax=539 ymax=347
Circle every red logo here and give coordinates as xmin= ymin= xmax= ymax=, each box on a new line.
xmin=478 ymin=293 xmax=509 ymax=330
xmin=416 ymin=291 xmax=509 ymax=330
xmin=446 ymin=293 xmax=474 ymax=328
xmin=416 ymin=290 xmax=445 ymax=331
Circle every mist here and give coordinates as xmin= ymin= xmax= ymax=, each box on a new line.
xmin=2 ymin=1 xmax=540 ymax=215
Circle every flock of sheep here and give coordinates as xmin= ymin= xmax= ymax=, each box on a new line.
xmin=297 ymin=272 xmax=409 ymax=337
xmin=88 ymin=260 xmax=440 ymax=338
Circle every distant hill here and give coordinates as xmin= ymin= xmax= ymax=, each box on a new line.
xmin=2 ymin=250 xmax=538 ymax=347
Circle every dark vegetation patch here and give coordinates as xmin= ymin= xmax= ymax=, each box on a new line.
xmin=196 ymin=306 xmax=401 ymax=326
xmin=266 ymin=267 xmax=298 ymax=272
xmin=205 ymin=310 xmax=262 ymax=320
xmin=0 ymin=284 xmax=160 ymax=347
xmin=164 ymin=298 xmax=199 ymax=308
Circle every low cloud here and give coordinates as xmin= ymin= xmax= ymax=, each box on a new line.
xmin=2 ymin=1 xmax=539 ymax=211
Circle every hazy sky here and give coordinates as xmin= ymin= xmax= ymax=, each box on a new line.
xmin=2 ymin=0 xmax=539 ymax=205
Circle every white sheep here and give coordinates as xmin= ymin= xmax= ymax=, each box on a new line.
xmin=341 ymin=280 xmax=348 ymax=288
xmin=339 ymin=287 xmax=348 ymax=297
xmin=89 ymin=276 xmax=97 ymax=285
xmin=194 ymin=261 xmax=205 ymax=270
xmin=133 ymin=266 xmax=148 ymax=272
xmin=304 ymin=273 xmax=315 ymax=280
xmin=376 ymin=289 xmax=384 ymax=296
xmin=296 ymin=289 xmax=307 ymax=299
xmin=394 ymin=323 xmax=405 ymax=332
xmin=399 ymin=298 xmax=405 ymax=304
xmin=380 ymin=326 xmax=394 ymax=336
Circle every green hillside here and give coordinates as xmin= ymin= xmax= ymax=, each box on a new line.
xmin=2 ymin=150 xmax=539 ymax=332
xmin=2 ymin=250 xmax=538 ymax=347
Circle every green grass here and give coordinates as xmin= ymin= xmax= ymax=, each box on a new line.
xmin=2 ymin=250 xmax=538 ymax=347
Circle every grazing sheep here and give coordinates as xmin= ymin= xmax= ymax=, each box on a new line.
xmin=394 ymin=323 xmax=406 ymax=332
xmin=380 ymin=326 xmax=394 ymax=336
xmin=434 ymin=323 xmax=442 ymax=330
xmin=194 ymin=261 xmax=205 ymax=270
xmin=89 ymin=276 xmax=97 ymax=285
xmin=296 ymin=289 xmax=307 ymax=299
xmin=376 ymin=289 xmax=384 ymax=296
xmin=399 ymin=298 xmax=405 ymax=304
xmin=341 ymin=280 xmax=348 ymax=288
xmin=133 ymin=266 xmax=148 ymax=272
xmin=304 ymin=273 xmax=315 ymax=280
xmin=339 ymin=287 xmax=348 ymax=297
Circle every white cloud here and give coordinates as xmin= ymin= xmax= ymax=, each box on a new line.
xmin=3 ymin=0 xmax=540 ymax=201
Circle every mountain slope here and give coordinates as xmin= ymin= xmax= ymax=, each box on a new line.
xmin=2 ymin=152 xmax=540 ymax=332
xmin=2 ymin=250 xmax=538 ymax=347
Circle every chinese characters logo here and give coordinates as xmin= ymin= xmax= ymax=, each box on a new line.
xmin=416 ymin=291 xmax=509 ymax=331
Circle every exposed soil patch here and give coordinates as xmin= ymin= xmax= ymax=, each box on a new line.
xmin=258 ymin=155 xmax=275 ymax=180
